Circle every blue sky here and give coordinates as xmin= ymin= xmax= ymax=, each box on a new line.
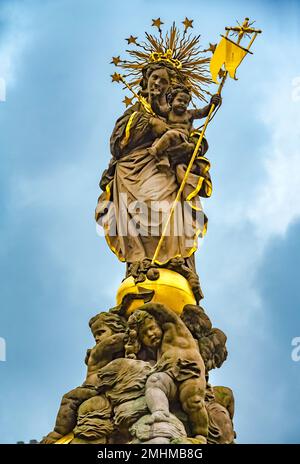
xmin=0 ymin=0 xmax=300 ymax=443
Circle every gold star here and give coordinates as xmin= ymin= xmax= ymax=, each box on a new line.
xmin=123 ymin=96 xmax=134 ymax=107
xmin=111 ymin=56 xmax=121 ymax=66
xmin=111 ymin=72 xmax=122 ymax=83
xmin=126 ymin=35 xmax=138 ymax=45
xmin=207 ymin=43 xmax=217 ymax=53
xmin=152 ymin=18 xmax=164 ymax=29
xmin=182 ymin=17 xmax=193 ymax=31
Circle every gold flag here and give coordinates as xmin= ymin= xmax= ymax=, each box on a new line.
xmin=210 ymin=36 xmax=248 ymax=83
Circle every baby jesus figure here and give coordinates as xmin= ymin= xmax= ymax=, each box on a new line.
xmin=148 ymin=86 xmax=221 ymax=172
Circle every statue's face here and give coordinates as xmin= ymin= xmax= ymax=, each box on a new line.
xmin=140 ymin=318 xmax=163 ymax=348
xmin=172 ymin=91 xmax=191 ymax=114
xmin=147 ymin=68 xmax=170 ymax=98
xmin=92 ymin=322 xmax=113 ymax=344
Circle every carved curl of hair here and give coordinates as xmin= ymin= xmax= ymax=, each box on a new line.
xmin=88 ymin=312 xmax=127 ymax=335
xmin=124 ymin=310 xmax=155 ymax=359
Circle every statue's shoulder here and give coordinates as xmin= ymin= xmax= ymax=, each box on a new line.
xmin=115 ymin=102 xmax=142 ymax=124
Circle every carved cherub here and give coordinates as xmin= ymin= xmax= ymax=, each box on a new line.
xmin=41 ymin=312 xmax=126 ymax=443
xmin=147 ymin=86 xmax=221 ymax=172
xmin=125 ymin=303 xmax=208 ymax=443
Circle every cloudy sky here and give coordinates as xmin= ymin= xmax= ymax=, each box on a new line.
xmin=0 ymin=0 xmax=300 ymax=444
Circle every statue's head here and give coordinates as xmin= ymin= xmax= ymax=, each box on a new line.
xmin=141 ymin=63 xmax=177 ymax=99
xmin=138 ymin=313 xmax=163 ymax=349
xmin=125 ymin=309 xmax=163 ymax=358
xmin=89 ymin=312 xmax=127 ymax=344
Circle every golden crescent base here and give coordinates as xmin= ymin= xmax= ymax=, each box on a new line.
xmin=116 ymin=268 xmax=196 ymax=315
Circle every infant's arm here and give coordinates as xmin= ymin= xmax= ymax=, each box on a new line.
xmin=141 ymin=303 xmax=179 ymax=325
xmin=85 ymin=349 xmax=92 ymax=365
xmin=141 ymin=303 xmax=190 ymax=341
xmin=89 ymin=333 xmax=125 ymax=366
xmin=150 ymin=117 xmax=169 ymax=138
xmin=188 ymin=107 xmax=209 ymax=121
xmin=188 ymin=95 xmax=221 ymax=121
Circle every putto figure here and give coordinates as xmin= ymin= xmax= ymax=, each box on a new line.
xmin=41 ymin=312 xmax=126 ymax=443
xmin=126 ymin=303 xmax=208 ymax=443
xmin=148 ymin=85 xmax=221 ymax=172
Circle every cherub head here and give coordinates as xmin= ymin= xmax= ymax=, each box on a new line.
xmin=167 ymin=85 xmax=192 ymax=115
xmin=89 ymin=312 xmax=127 ymax=344
xmin=125 ymin=310 xmax=163 ymax=359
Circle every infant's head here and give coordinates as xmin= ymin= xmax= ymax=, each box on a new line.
xmin=89 ymin=312 xmax=126 ymax=344
xmin=139 ymin=314 xmax=162 ymax=349
xmin=167 ymin=85 xmax=191 ymax=114
xmin=125 ymin=309 xmax=163 ymax=358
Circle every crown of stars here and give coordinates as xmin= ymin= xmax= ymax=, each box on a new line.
xmin=110 ymin=18 xmax=212 ymax=102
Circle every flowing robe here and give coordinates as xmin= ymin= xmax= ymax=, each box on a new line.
xmin=95 ymin=103 xmax=212 ymax=265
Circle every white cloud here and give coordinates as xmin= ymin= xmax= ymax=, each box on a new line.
xmin=0 ymin=5 xmax=32 ymax=87
xmin=247 ymin=59 xmax=300 ymax=241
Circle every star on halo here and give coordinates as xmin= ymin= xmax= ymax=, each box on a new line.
xmin=126 ymin=35 xmax=138 ymax=45
xmin=206 ymin=43 xmax=217 ymax=54
xmin=182 ymin=17 xmax=193 ymax=31
xmin=111 ymin=72 xmax=122 ymax=83
xmin=152 ymin=18 xmax=164 ymax=29
xmin=111 ymin=56 xmax=121 ymax=66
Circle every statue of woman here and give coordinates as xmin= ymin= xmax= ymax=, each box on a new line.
xmin=96 ymin=62 xmax=215 ymax=283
